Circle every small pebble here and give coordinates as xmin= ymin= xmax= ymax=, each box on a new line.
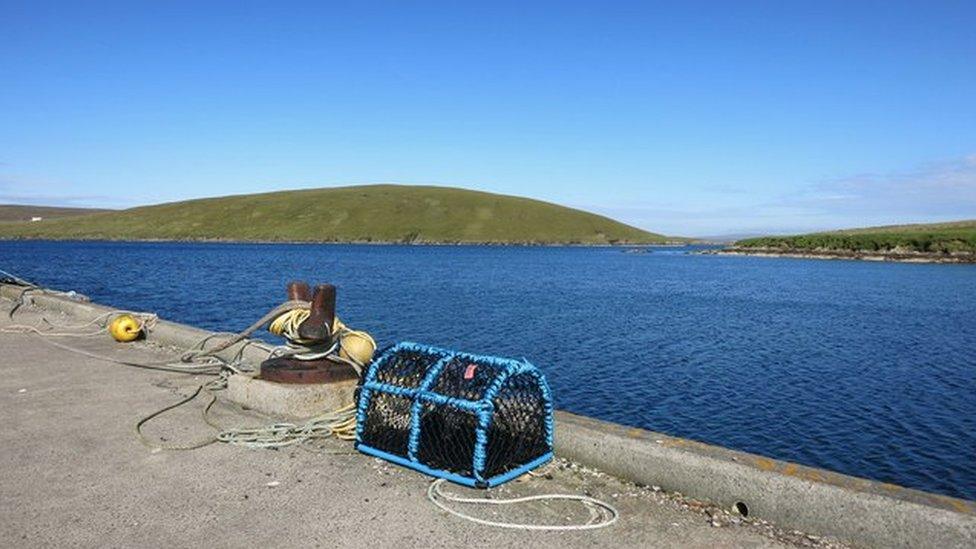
xmin=266 ymin=481 xmax=280 ymax=487
xmin=18 ymin=389 xmax=27 ymax=393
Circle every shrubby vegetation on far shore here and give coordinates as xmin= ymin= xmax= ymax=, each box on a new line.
xmin=735 ymin=220 xmax=976 ymax=255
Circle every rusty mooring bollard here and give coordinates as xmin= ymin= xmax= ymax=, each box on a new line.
xmin=297 ymin=284 xmax=336 ymax=343
xmin=286 ymin=280 xmax=311 ymax=303
xmin=262 ymin=281 xmax=352 ymax=384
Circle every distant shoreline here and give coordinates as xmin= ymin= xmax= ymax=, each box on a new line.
xmin=703 ymin=247 xmax=976 ymax=264
xmin=0 ymin=236 xmax=692 ymax=247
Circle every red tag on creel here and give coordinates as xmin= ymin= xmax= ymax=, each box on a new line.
xmin=463 ymin=364 xmax=478 ymax=380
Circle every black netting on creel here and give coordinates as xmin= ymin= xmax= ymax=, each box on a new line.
xmin=358 ymin=344 xmax=553 ymax=485
xmin=429 ymin=356 xmax=504 ymax=401
xmin=357 ymin=392 xmax=413 ymax=455
xmin=372 ymin=348 xmax=447 ymax=388
xmin=483 ymin=372 xmax=550 ymax=478
xmin=416 ymin=402 xmax=479 ymax=476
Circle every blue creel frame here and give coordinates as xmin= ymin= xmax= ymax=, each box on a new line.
xmin=355 ymin=341 xmax=555 ymax=488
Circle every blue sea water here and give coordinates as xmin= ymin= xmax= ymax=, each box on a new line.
xmin=2 ymin=240 xmax=974 ymax=500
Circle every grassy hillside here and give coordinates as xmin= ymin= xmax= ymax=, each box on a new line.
xmin=0 ymin=185 xmax=670 ymax=245
xmin=735 ymin=220 xmax=976 ymax=254
xmin=0 ymin=205 xmax=111 ymax=222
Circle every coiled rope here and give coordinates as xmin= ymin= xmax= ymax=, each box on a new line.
xmin=128 ymin=305 xmax=367 ymax=451
xmin=427 ymin=478 xmax=619 ymax=531
xmin=267 ymin=308 xmax=376 ymax=376
xmin=1 ymin=308 xmax=239 ymax=374
xmin=215 ymin=403 xmax=358 ymax=447
xmin=3 ymin=309 xmax=158 ymax=336
xmin=1 ymin=277 xmax=359 ymax=450
xmin=133 ymin=374 xmax=359 ymax=451
xmin=3 ymin=271 xmax=619 ymax=530
xmin=268 ymin=308 xmax=319 ymax=344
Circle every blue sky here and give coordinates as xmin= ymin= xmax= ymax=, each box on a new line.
xmin=1 ymin=1 xmax=974 ymax=236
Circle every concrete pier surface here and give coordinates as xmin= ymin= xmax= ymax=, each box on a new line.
xmin=0 ymin=295 xmax=828 ymax=548
xmin=2 ymin=285 xmax=974 ymax=548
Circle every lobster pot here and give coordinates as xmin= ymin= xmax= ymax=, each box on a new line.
xmin=355 ymin=342 xmax=554 ymax=488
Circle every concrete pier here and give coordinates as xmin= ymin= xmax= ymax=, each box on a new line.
xmin=225 ymin=373 xmax=357 ymax=419
xmin=1 ymin=283 xmax=973 ymax=547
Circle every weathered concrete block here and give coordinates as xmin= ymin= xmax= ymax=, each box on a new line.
xmin=225 ymin=373 xmax=356 ymax=419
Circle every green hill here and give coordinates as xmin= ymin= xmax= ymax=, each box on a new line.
xmin=0 ymin=185 xmax=671 ymax=245
xmin=734 ymin=220 xmax=976 ymax=255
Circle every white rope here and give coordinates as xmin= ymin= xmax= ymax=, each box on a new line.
xmin=1 ymin=310 xmax=158 ymax=337
xmin=136 ymin=374 xmax=358 ymax=451
xmin=215 ymin=404 xmax=358 ymax=448
xmin=427 ymin=478 xmax=619 ymax=531
xmin=0 ymin=273 xmax=363 ymax=450
xmin=0 ymin=268 xmax=39 ymax=288
xmin=28 ymin=335 xmax=227 ymax=374
xmin=3 ymin=273 xmax=620 ymax=528
xmin=5 ymin=314 xmax=273 ymax=375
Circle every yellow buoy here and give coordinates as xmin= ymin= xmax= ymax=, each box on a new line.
xmin=339 ymin=330 xmax=376 ymax=365
xmin=334 ymin=317 xmax=376 ymax=365
xmin=109 ymin=314 xmax=142 ymax=342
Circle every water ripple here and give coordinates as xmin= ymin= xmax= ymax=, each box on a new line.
xmin=2 ymin=241 xmax=974 ymax=500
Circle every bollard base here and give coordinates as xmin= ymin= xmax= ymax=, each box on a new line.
xmin=225 ymin=373 xmax=356 ymax=419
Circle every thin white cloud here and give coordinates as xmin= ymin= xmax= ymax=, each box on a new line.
xmin=585 ymin=154 xmax=976 ymax=236
xmin=781 ymin=155 xmax=976 ymax=217
xmin=0 ymin=176 xmax=129 ymax=207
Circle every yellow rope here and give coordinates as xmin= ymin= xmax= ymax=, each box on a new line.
xmin=4 ymin=296 xmax=366 ymax=450
xmin=268 ymin=307 xmax=312 ymax=342
xmin=134 ymin=306 xmax=372 ymax=450
xmin=268 ymin=308 xmax=377 ymax=367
